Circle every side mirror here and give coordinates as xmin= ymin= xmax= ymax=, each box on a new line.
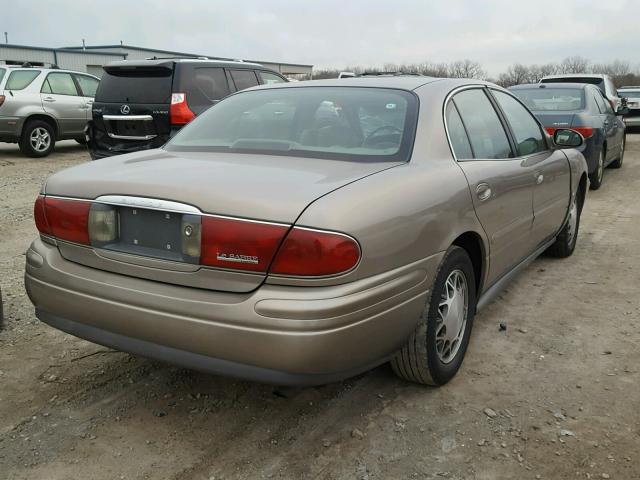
xmin=553 ymin=129 xmax=583 ymax=149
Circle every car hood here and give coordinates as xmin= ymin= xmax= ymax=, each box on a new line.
xmin=44 ymin=148 xmax=401 ymax=223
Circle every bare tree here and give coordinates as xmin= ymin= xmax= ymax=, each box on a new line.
xmin=496 ymin=63 xmax=531 ymax=87
xmin=560 ymin=56 xmax=590 ymax=74
xmin=448 ymin=59 xmax=485 ymax=79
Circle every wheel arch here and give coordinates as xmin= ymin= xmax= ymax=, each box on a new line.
xmin=21 ymin=114 xmax=59 ymax=139
xmin=451 ymin=231 xmax=486 ymax=296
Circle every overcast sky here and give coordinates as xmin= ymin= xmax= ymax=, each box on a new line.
xmin=4 ymin=0 xmax=637 ymax=76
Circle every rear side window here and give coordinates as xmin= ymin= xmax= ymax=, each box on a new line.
xmin=193 ymin=67 xmax=230 ymax=101
xmin=6 ymin=70 xmax=41 ymax=90
xmin=445 ymin=102 xmax=473 ymax=159
xmin=593 ymin=90 xmax=611 ymax=114
xmin=75 ymin=75 xmax=99 ymax=97
xmin=42 ymin=73 xmax=79 ymax=96
xmin=230 ymin=69 xmax=259 ymax=91
xmin=452 ymin=89 xmax=512 ymax=160
xmin=96 ymin=68 xmax=173 ymax=104
xmin=259 ymin=71 xmax=286 ymax=85
xmin=492 ymin=90 xmax=546 ymax=156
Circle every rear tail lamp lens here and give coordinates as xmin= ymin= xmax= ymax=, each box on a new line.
xmin=34 ymin=195 xmax=51 ymax=235
xmin=42 ymin=197 xmax=91 ymax=244
xmin=545 ymin=127 xmax=593 ymax=139
xmin=270 ymin=227 xmax=360 ymax=277
xmin=88 ymin=204 xmax=118 ymax=244
xmin=201 ymin=216 xmax=288 ymax=272
xmin=0 ymin=95 xmax=5 ymax=107
xmin=170 ymin=93 xmax=196 ymax=125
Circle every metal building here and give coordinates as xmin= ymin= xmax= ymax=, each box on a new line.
xmin=0 ymin=43 xmax=313 ymax=78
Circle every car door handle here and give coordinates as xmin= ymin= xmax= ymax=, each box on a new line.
xmin=536 ymin=173 xmax=544 ymax=185
xmin=604 ymin=120 xmax=609 ymax=126
xmin=476 ymin=183 xmax=492 ymax=201
xmin=43 ymin=97 xmax=56 ymax=102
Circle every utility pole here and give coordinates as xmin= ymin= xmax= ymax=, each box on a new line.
xmin=82 ymin=38 xmax=86 ymax=50
xmin=4 ymin=32 xmax=7 ymax=44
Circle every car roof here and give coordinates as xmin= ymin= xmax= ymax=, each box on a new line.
xmin=510 ymin=82 xmax=591 ymax=90
xmin=245 ymin=76 xmax=492 ymax=92
xmin=104 ymin=58 xmax=266 ymax=70
xmin=0 ymin=66 xmax=98 ymax=78
xmin=541 ymin=73 xmax=609 ymax=80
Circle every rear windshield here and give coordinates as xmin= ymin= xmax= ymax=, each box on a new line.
xmin=512 ymin=88 xmax=585 ymax=111
xmin=5 ymin=70 xmax=41 ymax=90
xmin=95 ymin=68 xmax=173 ymax=104
xmin=620 ymin=89 xmax=640 ymax=98
xmin=166 ymin=86 xmax=418 ymax=162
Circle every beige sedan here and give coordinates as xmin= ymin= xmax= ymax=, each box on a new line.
xmin=25 ymin=77 xmax=588 ymax=386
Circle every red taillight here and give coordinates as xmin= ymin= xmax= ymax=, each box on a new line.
xmin=200 ymin=216 xmax=289 ymax=272
xmin=170 ymin=93 xmax=196 ymax=125
xmin=34 ymin=195 xmax=51 ymax=235
xmin=0 ymin=95 xmax=5 ymax=107
xmin=38 ymin=197 xmax=91 ymax=244
xmin=545 ymin=127 xmax=593 ymax=139
xmin=270 ymin=227 xmax=360 ymax=277
xmin=609 ymin=99 xmax=616 ymax=111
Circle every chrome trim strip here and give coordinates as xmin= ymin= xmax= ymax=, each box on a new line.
xmin=103 ymin=115 xmax=153 ymax=121
xmin=50 ymin=195 xmax=291 ymax=227
xmin=107 ymin=133 xmax=157 ymax=140
xmin=94 ymin=195 xmax=201 ymax=214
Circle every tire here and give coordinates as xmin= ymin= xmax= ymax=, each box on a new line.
xmin=19 ymin=120 xmax=55 ymax=157
xmin=609 ymin=135 xmax=625 ymax=169
xmin=391 ymin=246 xmax=477 ymax=386
xmin=588 ymin=149 xmax=604 ymax=190
xmin=546 ymin=188 xmax=583 ymax=258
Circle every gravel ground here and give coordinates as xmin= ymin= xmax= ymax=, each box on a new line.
xmin=1 ymin=137 xmax=639 ymax=480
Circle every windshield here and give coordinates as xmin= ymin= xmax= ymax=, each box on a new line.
xmin=166 ymin=86 xmax=418 ymax=162
xmin=512 ymin=88 xmax=585 ymax=111
xmin=620 ymin=89 xmax=640 ymax=99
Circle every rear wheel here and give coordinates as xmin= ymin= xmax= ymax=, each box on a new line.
xmin=588 ymin=149 xmax=604 ymax=190
xmin=609 ymin=135 xmax=625 ymax=169
xmin=391 ymin=246 xmax=476 ymax=386
xmin=546 ymin=188 xmax=582 ymax=258
xmin=19 ymin=120 xmax=55 ymax=157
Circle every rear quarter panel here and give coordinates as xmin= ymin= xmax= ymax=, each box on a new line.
xmin=277 ymin=82 xmax=488 ymax=289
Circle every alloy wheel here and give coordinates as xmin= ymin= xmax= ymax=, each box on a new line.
xmin=435 ymin=269 xmax=468 ymax=364
xmin=30 ymin=127 xmax=51 ymax=152
xmin=566 ymin=194 xmax=578 ymax=246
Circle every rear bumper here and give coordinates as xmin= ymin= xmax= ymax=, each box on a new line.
xmin=25 ymin=238 xmax=437 ymax=385
xmin=87 ymin=121 xmax=171 ymax=159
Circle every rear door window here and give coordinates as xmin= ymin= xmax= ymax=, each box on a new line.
xmin=6 ymin=70 xmax=41 ymax=90
xmin=492 ymin=90 xmax=547 ymax=156
xmin=96 ymin=67 xmax=173 ymax=104
xmin=229 ymin=69 xmax=259 ymax=91
xmin=452 ymin=88 xmax=512 ymax=160
xmin=258 ymin=71 xmax=287 ymax=85
xmin=42 ymin=72 xmax=79 ymax=96
xmin=74 ymin=74 xmax=99 ymax=97
xmin=445 ymin=102 xmax=473 ymax=159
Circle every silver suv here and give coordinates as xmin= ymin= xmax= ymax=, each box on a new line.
xmin=0 ymin=65 xmax=99 ymax=157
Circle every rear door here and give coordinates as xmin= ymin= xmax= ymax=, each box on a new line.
xmin=72 ymin=73 xmax=100 ymax=121
xmin=593 ymin=88 xmax=620 ymax=160
xmin=490 ymin=88 xmax=571 ymax=248
xmin=447 ymin=87 xmax=535 ymax=284
xmin=40 ymin=72 xmax=86 ymax=136
xmin=92 ymin=64 xmax=173 ymax=147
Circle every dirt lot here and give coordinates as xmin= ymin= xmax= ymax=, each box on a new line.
xmin=1 ymin=137 xmax=639 ymax=480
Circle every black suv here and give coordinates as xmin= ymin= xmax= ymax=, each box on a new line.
xmin=87 ymin=58 xmax=287 ymax=159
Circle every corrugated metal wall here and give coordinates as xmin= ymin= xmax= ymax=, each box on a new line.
xmin=0 ymin=46 xmax=55 ymax=64
xmin=55 ymin=51 xmax=123 ymax=73
xmin=0 ymin=46 xmax=124 ymax=74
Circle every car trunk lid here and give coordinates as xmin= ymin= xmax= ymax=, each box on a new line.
xmin=43 ymin=149 xmax=400 ymax=292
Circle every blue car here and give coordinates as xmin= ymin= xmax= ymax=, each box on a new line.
xmin=510 ymin=83 xmax=626 ymax=190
